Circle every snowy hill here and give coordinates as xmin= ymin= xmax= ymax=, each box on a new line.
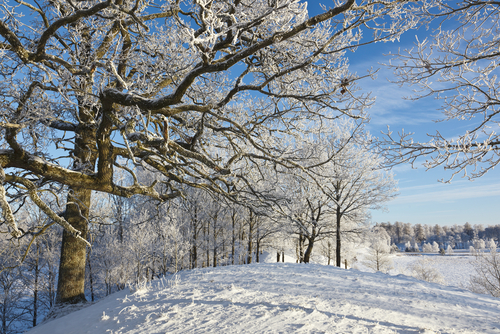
xmin=28 ymin=263 xmax=500 ymax=334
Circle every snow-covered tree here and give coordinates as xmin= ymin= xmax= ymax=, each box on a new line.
xmin=431 ymin=241 xmax=439 ymax=253
xmin=323 ymin=131 xmax=398 ymax=267
xmin=394 ymin=221 xmax=405 ymax=244
xmin=486 ymin=239 xmax=497 ymax=250
xmin=404 ymin=241 xmax=412 ymax=252
xmin=363 ymin=227 xmax=393 ymax=273
xmin=469 ymin=248 xmax=500 ymax=298
xmin=0 ymin=0 xmax=424 ymax=304
xmin=403 ymin=224 xmax=415 ymax=243
xmin=433 ymin=224 xmax=444 ymax=242
xmin=382 ymin=1 xmax=500 ymax=180
xmin=412 ymin=241 xmax=420 ymax=252
xmin=422 ymin=243 xmax=432 ymax=253
xmin=414 ymin=224 xmax=426 ymax=243
xmin=474 ymin=239 xmax=486 ymax=250
xmin=276 ymin=120 xmax=396 ymax=264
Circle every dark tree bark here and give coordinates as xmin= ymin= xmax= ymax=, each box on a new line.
xmin=256 ymin=239 xmax=260 ymax=263
xmin=327 ymin=241 xmax=332 ymax=265
xmin=32 ymin=242 xmax=39 ymax=327
xmin=191 ymin=208 xmax=199 ymax=269
xmin=303 ymin=235 xmax=315 ymax=263
xmin=205 ymin=221 xmax=210 ymax=267
xmin=298 ymin=233 xmax=305 ymax=263
xmin=336 ymin=206 xmax=342 ymax=267
xmin=231 ymin=211 xmax=237 ymax=265
xmin=247 ymin=211 xmax=254 ymax=264
xmin=86 ymin=250 xmax=95 ymax=302
xmin=56 ymin=189 xmax=91 ymax=304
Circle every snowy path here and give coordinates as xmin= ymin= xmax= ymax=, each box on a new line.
xmin=29 ymin=263 xmax=500 ymax=334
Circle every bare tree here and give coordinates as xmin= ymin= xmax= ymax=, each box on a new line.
xmin=0 ymin=0 xmax=422 ymax=304
xmin=469 ymin=248 xmax=500 ymax=298
xmin=319 ymin=122 xmax=398 ymax=267
xmin=363 ymin=227 xmax=393 ymax=273
xmin=382 ymin=1 xmax=500 ymax=180
xmin=276 ymin=120 xmax=397 ymax=265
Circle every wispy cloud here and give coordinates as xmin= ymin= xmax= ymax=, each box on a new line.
xmin=392 ymin=182 xmax=500 ymax=204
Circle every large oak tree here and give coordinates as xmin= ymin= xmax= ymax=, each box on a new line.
xmin=0 ymin=0 xmax=420 ymax=304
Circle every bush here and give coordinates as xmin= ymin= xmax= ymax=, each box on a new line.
xmin=408 ymin=257 xmax=445 ymax=284
xmin=422 ymin=243 xmax=433 ymax=253
xmin=469 ymin=248 xmax=500 ymax=297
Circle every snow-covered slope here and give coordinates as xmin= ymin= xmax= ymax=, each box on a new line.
xmin=29 ymin=263 xmax=500 ymax=334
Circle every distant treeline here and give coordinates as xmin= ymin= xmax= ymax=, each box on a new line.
xmin=375 ymin=222 xmax=500 ymax=250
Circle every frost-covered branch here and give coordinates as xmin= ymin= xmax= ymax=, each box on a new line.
xmin=381 ymin=1 xmax=500 ymax=180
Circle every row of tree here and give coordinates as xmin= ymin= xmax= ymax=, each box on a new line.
xmin=376 ymin=222 xmax=500 ymax=250
xmin=0 ymin=158 xmax=388 ymax=334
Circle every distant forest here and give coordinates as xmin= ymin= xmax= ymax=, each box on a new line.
xmin=376 ymin=222 xmax=500 ymax=250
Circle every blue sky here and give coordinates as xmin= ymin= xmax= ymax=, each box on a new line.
xmin=306 ymin=2 xmax=499 ymax=227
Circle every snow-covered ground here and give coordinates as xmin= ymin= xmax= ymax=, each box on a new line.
xmin=29 ymin=257 xmax=500 ymax=334
xmin=349 ymin=250 xmax=475 ymax=289
xmin=389 ymin=254 xmax=475 ymax=289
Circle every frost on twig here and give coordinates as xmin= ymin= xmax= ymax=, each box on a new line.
xmin=0 ymin=166 xmax=22 ymax=238
xmin=2 ymin=171 xmax=90 ymax=247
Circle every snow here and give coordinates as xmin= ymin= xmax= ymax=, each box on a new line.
xmin=389 ymin=255 xmax=475 ymax=289
xmin=28 ymin=259 xmax=500 ymax=334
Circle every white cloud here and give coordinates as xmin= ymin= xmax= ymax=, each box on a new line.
xmin=392 ymin=182 xmax=500 ymax=204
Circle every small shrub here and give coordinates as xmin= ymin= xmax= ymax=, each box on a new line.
xmin=408 ymin=257 xmax=445 ymax=284
xmin=469 ymin=248 xmax=500 ymax=297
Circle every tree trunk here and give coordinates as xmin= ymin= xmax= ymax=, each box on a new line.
xmin=303 ymin=236 xmax=315 ymax=263
xmin=213 ymin=242 xmax=217 ymax=268
xmin=2 ymin=297 xmax=6 ymax=334
xmin=298 ymin=233 xmax=305 ymax=263
xmin=336 ymin=206 xmax=342 ymax=267
xmin=56 ymin=94 xmax=97 ymax=305
xmin=191 ymin=208 xmax=198 ymax=269
xmin=296 ymin=240 xmax=299 ymax=263
xmin=205 ymin=222 xmax=210 ymax=267
xmin=376 ymin=250 xmax=381 ymax=271
xmin=33 ymin=242 xmax=39 ymax=327
xmin=247 ymin=212 xmax=253 ymax=264
xmin=191 ymin=243 xmax=197 ymax=269
xmin=56 ymin=188 xmax=91 ymax=304
xmin=256 ymin=239 xmax=260 ymax=263
xmin=48 ymin=270 xmax=55 ymax=308
xmin=255 ymin=225 xmax=260 ymax=263
xmin=327 ymin=241 xmax=332 ymax=265
xmin=86 ymin=251 xmax=95 ymax=302
xmin=213 ymin=213 xmax=218 ymax=268
xmin=231 ymin=212 xmax=236 ymax=265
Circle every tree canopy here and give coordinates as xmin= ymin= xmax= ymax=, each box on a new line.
xmin=0 ymin=0 xmax=421 ymax=304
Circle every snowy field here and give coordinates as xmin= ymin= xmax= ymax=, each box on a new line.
xmin=388 ymin=255 xmax=475 ymax=289
xmin=349 ymin=251 xmax=476 ymax=290
xmin=28 ymin=260 xmax=500 ymax=334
